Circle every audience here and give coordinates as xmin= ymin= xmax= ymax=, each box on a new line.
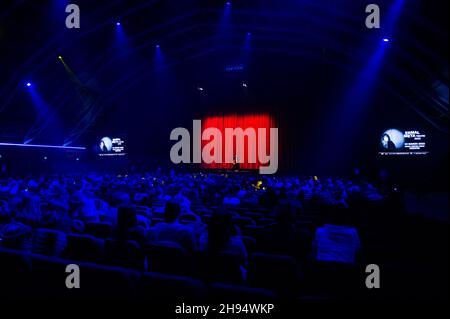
xmin=202 ymin=210 xmax=248 ymax=265
xmin=261 ymin=200 xmax=300 ymax=255
xmin=313 ymin=223 xmax=361 ymax=264
xmin=148 ymin=201 xmax=199 ymax=252
xmin=0 ymin=170 xmax=390 ymax=298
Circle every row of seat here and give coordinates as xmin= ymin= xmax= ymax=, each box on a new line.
xmin=0 ymin=247 xmax=277 ymax=299
xmin=1 ymin=231 xmax=300 ymax=292
xmin=1 ymin=245 xmax=377 ymax=300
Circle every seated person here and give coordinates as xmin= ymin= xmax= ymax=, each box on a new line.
xmin=200 ymin=210 xmax=248 ymax=266
xmin=15 ymin=181 xmax=42 ymax=224
xmin=72 ymin=183 xmax=101 ymax=222
xmin=262 ymin=200 xmax=300 ymax=255
xmin=313 ymin=222 xmax=361 ymax=264
xmin=40 ymin=203 xmax=72 ymax=232
xmin=0 ymin=221 xmax=33 ymax=251
xmin=0 ymin=199 xmax=11 ymax=223
xmin=147 ymin=201 xmax=198 ymax=252
xmin=111 ymin=205 xmax=145 ymax=243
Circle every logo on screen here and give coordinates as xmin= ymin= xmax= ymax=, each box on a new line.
xmin=99 ymin=137 xmax=113 ymax=152
xmin=98 ymin=136 xmax=126 ymax=157
xmin=379 ymin=129 xmax=428 ymax=156
xmin=381 ymin=129 xmax=404 ymax=151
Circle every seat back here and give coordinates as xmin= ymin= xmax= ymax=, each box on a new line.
xmin=30 ymin=254 xmax=78 ymax=297
xmin=145 ymin=241 xmax=190 ymax=275
xmin=104 ymin=239 xmax=144 ymax=270
xmin=32 ymin=228 xmax=67 ymax=257
xmin=63 ymin=234 xmax=104 ymax=263
xmin=178 ymin=213 xmax=200 ymax=224
xmin=195 ymin=251 xmax=244 ymax=284
xmin=139 ymin=272 xmax=207 ymax=300
xmin=248 ymin=253 xmax=297 ymax=294
xmin=304 ymin=261 xmax=360 ymax=298
xmin=0 ymin=248 xmax=32 ymax=297
xmin=85 ymin=221 xmax=112 ymax=239
xmin=81 ymin=262 xmax=140 ymax=298
xmin=210 ymin=282 xmax=277 ymax=301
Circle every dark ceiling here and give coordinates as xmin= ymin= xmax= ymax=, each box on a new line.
xmin=0 ymin=0 xmax=448 ymax=146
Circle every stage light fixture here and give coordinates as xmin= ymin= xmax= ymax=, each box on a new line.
xmin=26 ymin=82 xmax=32 ymax=87
xmin=382 ymin=38 xmax=390 ymax=42
xmin=116 ymin=22 xmax=121 ymax=26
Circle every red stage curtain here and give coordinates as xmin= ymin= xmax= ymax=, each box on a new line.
xmin=201 ymin=114 xmax=276 ymax=170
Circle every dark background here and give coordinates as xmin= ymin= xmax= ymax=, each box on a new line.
xmin=0 ymin=0 xmax=448 ymax=188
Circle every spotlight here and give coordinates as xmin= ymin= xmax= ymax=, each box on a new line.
xmin=197 ymin=87 xmax=204 ymax=92
xmin=247 ymin=32 xmax=251 ymax=36
xmin=26 ymin=82 xmax=32 ymax=87
xmin=156 ymin=44 xmax=160 ymax=48
xmin=116 ymin=22 xmax=121 ymax=26
xmin=242 ymin=82 xmax=248 ymax=88
xmin=226 ymin=2 xmax=231 ymax=5
xmin=382 ymin=38 xmax=390 ymax=42
xmin=43 ymin=156 xmax=47 ymax=160
xmin=58 ymin=55 xmax=63 ymax=60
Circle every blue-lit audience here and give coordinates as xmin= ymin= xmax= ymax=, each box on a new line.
xmin=148 ymin=201 xmax=199 ymax=252
xmin=202 ymin=210 xmax=247 ymax=264
xmin=0 ymin=171 xmax=385 ymax=268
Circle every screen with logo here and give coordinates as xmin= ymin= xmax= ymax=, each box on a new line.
xmin=379 ymin=129 xmax=428 ymax=156
xmin=97 ymin=136 xmax=127 ymax=157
